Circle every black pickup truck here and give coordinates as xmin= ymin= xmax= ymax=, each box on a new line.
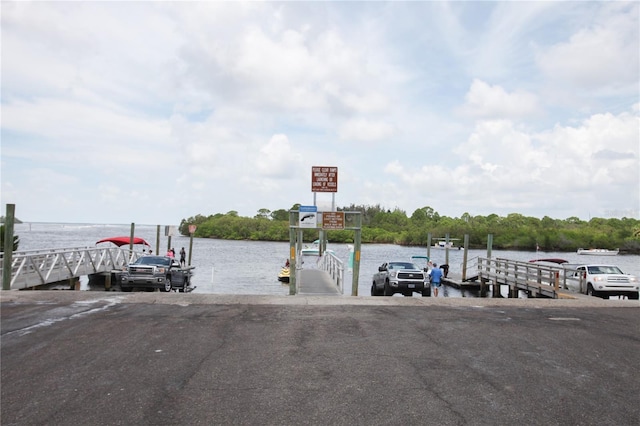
xmin=119 ymin=255 xmax=194 ymax=292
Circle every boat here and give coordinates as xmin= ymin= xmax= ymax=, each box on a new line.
xmin=277 ymin=267 xmax=290 ymax=283
xmin=577 ymin=248 xmax=619 ymax=256
xmin=433 ymin=240 xmax=460 ymax=250
xmin=300 ymin=240 xmax=334 ymax=256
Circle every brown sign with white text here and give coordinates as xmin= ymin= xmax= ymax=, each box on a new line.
xmin=311 ymin=166 xmax=338 ymax=193
xmin=322 ymin=211 xmax=344 ymax=230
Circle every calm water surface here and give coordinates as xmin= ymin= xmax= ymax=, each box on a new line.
xmin=14 ymin=222 xmax=640 ymax=298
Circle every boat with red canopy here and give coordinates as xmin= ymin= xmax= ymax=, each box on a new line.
xmin=96 ymin=236 xmax=151 ymax=247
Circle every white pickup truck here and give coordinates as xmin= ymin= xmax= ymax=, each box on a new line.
xmin=564 ymin=263 xmax=639 ymax=300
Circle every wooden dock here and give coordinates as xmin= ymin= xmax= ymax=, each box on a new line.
xmin=443 ymin=258 xmax=577 ymax=299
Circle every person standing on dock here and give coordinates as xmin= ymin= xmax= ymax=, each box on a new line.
xmin=180 ymin=247 xmax=186 ymax=267
xmin=430 ymin=263 xmax=443 ymax=297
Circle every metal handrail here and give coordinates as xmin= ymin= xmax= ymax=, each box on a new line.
xmin=1 ymin=247 xmax=143 ymax=290
xmin=318 ymin=251 xmax=344 ymax=294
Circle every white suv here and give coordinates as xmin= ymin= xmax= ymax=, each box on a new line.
xmin=565 ymin=264 xmax=639 ymax=300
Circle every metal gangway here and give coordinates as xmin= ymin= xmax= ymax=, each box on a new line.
xmin=317 ymin=251 xmax=345 ymax=293
xmin=0 ymin=247 xmax=143 ymax=290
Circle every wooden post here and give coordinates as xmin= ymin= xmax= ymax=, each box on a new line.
xmin=188 ymin=232 xmax=194 ymax=266
xmin=444 ymin=233 xmax=450 ymax=266
xmin=105 ymin=273 xmax=111 ymax=291
xmin=129 ymin=223 xmax=135 ymax=252
xmin=289 ymin=225 xmax=296 ymax=295
xmin=462 ymin=234 xmax=469 ymax=281
xmin=352 ymin=228 xmax=361 ymax=296
xmin=498 ymin=259 xmax=506 ymax=298
xmin=156 ymin=225 xmax=161 ymax=256
xmin=426 ymin=233 xmax=432 ymax=260
xmin=2 ymin=204 xmax=16 ymax=291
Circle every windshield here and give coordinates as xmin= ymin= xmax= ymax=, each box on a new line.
xmin=134 ymin=256 xmax=171 ymax=266
xmin=389 ymin=262 xmax=419 ymax=270
xmin=587 ymin=265 xmax=623 ymax=274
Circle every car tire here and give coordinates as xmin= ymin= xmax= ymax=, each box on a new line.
xmin=180 ymin=277 xmax=189 ymax=293
xmin=120 ymin=286 xmax=132 ymax=292
xmin=371 ymin=283 xmax=378 ymax=296
xmin=384 ymin=281 xmax=394 ymax=296
xmin=586 ymin=284 xmax=597 ymax=298
xmin=162 ymin=277 xmax=172 ymax=292
xmin=422 ymin=287 xmax=431 ymax=297
xmin=629 ymin=292 xmax=639 ymax=300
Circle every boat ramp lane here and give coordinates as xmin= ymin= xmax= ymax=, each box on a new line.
xmin=297 ymin=269 xmax=341 ymax=296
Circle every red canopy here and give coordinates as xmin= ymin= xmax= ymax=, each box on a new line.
xmin=96 ymin=237 xmax=151 ymax=247
xmin=529 ymin=258 xmax=568 ymax=264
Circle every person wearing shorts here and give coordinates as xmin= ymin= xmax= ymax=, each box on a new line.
xmin=430 ymin=263 xmax=443 ymax=297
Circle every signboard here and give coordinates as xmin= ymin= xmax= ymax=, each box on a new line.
xmin=299 ymin=205 xmax=318 ymax=228
xmin=188 ymin=225 xmax=197 ymax=234
xmin=164 ymin=226 xmax=177 ymax=237
xmin=321 ymin=211 xmax=345 ymax=230
xmin=311 ymin=166 xmax=338 ymax=193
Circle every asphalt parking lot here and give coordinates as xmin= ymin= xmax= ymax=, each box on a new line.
xmin=1 ymin=292 xmax=639 ymax=425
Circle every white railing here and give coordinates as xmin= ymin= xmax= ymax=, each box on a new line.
xmin=318 ymin=251 xmax=344 ymax=294
xmin=1 ymin=247 xmax=143 ymax=290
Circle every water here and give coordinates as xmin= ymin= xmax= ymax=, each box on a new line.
xmin=12 ymin=222 xmax=640 ymax=297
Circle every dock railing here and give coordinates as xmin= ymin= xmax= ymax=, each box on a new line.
xmin=0 ymin=247 xmax=142 ymax=290
xmin=318 ymin=251 xmax=344 ymax=294
xmin=477 ymin=257 xmax=563 ymax=298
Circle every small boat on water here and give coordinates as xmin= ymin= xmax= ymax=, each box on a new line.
xmin=300 ymin=240 xmax=334 ymax=256
xmin=433 ymin=239 xmax=460 ymax=250
xmin=577 ymin=248 xmax=619 ymax=256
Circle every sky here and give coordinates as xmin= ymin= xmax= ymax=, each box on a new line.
xmin=1 ymin=1 xmax=639 ymax=226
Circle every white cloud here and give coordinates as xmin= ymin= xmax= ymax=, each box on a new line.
xmin=1 ymin=2 xmax=638 ymax=224
xmin=254 ymin=134 xmax=302 ymax=178
xmin=377 ymin=107 xmax=638 ymax=218
xmin=339 ymin=118 xmax=395 ymax=142
xmin=459 ymin=79 xmax=541 ymax=119
xmin=536 ymin=2 xmax=639 ymax=94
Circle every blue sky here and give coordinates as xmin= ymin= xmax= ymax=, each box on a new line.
xmin=1 ymin=1 xmax=638 ymax=225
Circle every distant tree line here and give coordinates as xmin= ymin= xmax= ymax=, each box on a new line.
xmin=179 ymin=205 xmax=640 ymax=254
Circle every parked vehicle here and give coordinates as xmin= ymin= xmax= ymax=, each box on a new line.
xmin=119 ymin=255 xmax=194 ymax=292
xmin=372 ymin=260 xmax=430 ymax=297
xmin=563 ymin=263 xmax=639 ymax=299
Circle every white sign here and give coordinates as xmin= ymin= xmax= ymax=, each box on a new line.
xmin=299 ymin=205 xmax=318 ymax=228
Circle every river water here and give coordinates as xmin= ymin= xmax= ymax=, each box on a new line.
xmin=12 ymin=222 xmax=640 ymax=298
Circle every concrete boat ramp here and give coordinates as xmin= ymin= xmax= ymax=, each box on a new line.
xmin=2 ymin=291 xmax=638 ymax=425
